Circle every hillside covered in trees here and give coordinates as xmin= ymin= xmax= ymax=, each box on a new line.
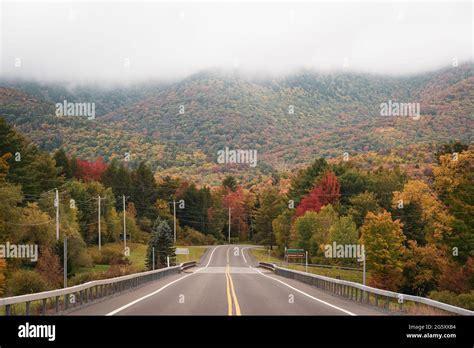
xmin=0 ymin=64 xmax=472 ymax=185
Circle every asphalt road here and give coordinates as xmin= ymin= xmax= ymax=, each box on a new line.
xmin=69 ymin=245 xmax=383 ymax=315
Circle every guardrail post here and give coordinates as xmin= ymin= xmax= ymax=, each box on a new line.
xmin=5 ymin=304 xmax=11 ymax=316
xmin=25 ymin=301 xmax=30 ymax=316
xmin=42 ymin=299 xmax=47 ymax=315
xmin=55 ymin=296 xmax=59 ymax=313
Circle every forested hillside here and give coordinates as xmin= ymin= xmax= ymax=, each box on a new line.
xmin=0 ymin=64 xmax=472 ymax=185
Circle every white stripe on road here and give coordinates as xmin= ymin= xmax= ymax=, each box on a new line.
xmin=250 ymin=266 xmax=356 ymax=316
xmin=240 ymin=247 xmax=249 ymax=263
xmin=106 ymin=245 xmax=221 ymax=316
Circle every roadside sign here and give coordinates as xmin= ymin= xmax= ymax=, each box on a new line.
xmin=286 ymin=249 xmax=305 ymax=258
xmin=176 ymin=248 xmax=189 ymax=255
xmin=287 ymin=253 xmax=305 ymax=258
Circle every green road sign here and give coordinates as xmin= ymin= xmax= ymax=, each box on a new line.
xmin=287 ymin=249 xmax=305 ymax=253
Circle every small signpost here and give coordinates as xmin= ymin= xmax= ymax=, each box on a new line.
xmin=119 ymin=233 xmax=131 ymax=241
xmin=176 ymin=248 xmax=190 ymax=261
xmin=286 ymin=249 xmax=305 ymax=259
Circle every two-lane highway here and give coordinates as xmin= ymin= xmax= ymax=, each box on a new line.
xmin=69 ymin=246 xmax=383 ymax=315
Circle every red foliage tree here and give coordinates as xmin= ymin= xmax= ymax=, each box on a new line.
xmin=74 ymin=157 xmax=107 ymax=182
xmin=222 ymin=186 xmax=249 ymax=240
xmin=295 ymin=171 xmax=340 ymax=217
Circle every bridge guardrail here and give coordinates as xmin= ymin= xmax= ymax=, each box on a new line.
xmin=0 ymin=261 xmax=197 ymax=316
xmin=180 ymin=261 xmax=197 ymax=271
xmin=259 ymin=262 xmax=473 ymax=316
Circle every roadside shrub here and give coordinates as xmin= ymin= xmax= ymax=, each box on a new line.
xmin=178 ymin=226 xmax=217 ymax=245
xmin=69 ymin=272 xmax=100 ymax=286
xmin=428 ymin=290 xmax=474 ymax=310
xmin=90 ymin=245 xmax=127 ymax=265
xmin=7 ymin=270 xmax=49 ymax=296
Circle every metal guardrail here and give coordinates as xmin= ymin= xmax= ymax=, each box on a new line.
xmin=0 ymin=262 xmax=197 ymax=316
xmin=259 ymin=262 xmax=474 ymax=316
xmin=181 ymin=261 xmax=197 ymax=271
xmin=276 ymin=262 xmax=362 ymax=272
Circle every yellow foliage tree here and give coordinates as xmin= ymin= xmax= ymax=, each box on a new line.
xmin=392 ymin=180 xmax=453 ymax=242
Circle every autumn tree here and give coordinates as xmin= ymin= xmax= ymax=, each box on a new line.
xmin=434 ymin=150 xmax=474 ymax=262
xmin=75 ymin=158 xmax=107 ymax=182
xmin=328 ymin=216 xmax=358 ymax=266
xmin=36 ymin=247 xmax=63 ymax=288
xmin=272 ymin=210 xmax=294 ymax=256
xmin=0 ymin=118 xmax=61 ymax=197
xmin=294 ymin=205 xmax=338 ymax=261
xmin=360 ymin=211 xmax=406 ymax=291
xmin=347 ymin=191 xmax=381 ymax=229
xmin=253 ymin=186 xmax=286 ymax=248
xmin=295 ymin=171 xmax=340 ymax=217
xmin=289 ymin=158 xmax=328 ymax=205
xmin=392 ymin=180 xmax=453 ymax=245
xmin=222 ymin=186 xmax=250 ymax=241
xmin=435 ymin=141 xmax=468 ymax=164
xmin=400 ymin=241 xmax=447 ymax=296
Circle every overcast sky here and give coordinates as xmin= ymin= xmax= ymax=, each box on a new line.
xmin=0 ymin=1 xmax=472 ymax=84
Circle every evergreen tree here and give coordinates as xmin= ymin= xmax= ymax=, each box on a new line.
xmin=253 ymin=186 xmax=286 ymax=248
xmin=289 ymin=158 xmax=328 ymax=205
xmin=222 ymin=175 xmax=237 ymax=192
xmin=146 ymin=220 xmax=176 ymax=269
xmin=131 ymin=161 xmax=158 ymax=219
xmin=53 ymin=148 xmax=72 ymax=178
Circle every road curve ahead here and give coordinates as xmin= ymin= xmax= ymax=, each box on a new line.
xmin=69 ymin=245 xmax=384 ymax=316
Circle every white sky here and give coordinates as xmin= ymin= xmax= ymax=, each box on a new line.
xmin=0 ymin=1 xmax=472 ymax=83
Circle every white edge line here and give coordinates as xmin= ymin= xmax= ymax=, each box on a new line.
xmin=250 ymin=266 xmax=357 ymax=316
xmin=241 ymin=247 xmax=249 ymax=263
xmin=106 ymin=245 xmax=221 ymax=316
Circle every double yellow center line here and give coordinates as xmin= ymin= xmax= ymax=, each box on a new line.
xmin=225 ymin=247 xmax=241 ymax=315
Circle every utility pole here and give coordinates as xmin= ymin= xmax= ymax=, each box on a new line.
xmin=363 ymin=253 xmax=366 ymax=286
xmin=173 ymin=200 xmax=176 ymax=243
xmin=152 ymin=247 xmax=155 ymax=270
xmin=98 ymin=195 xmax=101 ymax=251
xmin=63 ymin=236 xmax=67 ymax=288
xmin=123 ymin=195 xmax=127 ymax=250
xmin=55 ymin=189 xmax=59 ymax=241
xmin=228 ymin=207 xmax=231 ymax=244
xmin=305 ymin=251 xmax=308 ymax=273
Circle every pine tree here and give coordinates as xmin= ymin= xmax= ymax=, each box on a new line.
xmin=131 ymin=161 xmax=158 ymax=219
xmin=53 ymin=148 xmax=72 ymax=178
xmin=222 ymin=175 xmax=237 ymax=192
xmin=253 ymin=186 xmax=286 ymax=248
xmin=146 ymin=220 xmax=176 ymax=269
